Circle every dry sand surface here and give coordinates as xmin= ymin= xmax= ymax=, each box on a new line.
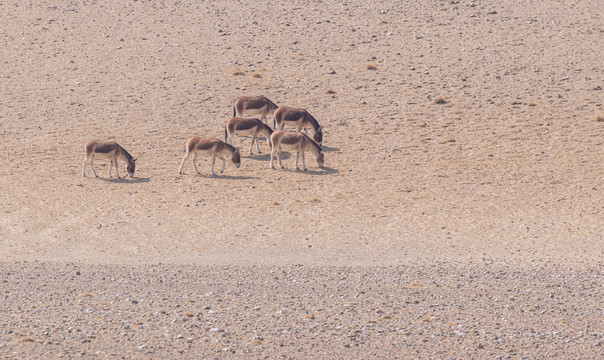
xmin=1 ymin=0 xmax=603 ymax=358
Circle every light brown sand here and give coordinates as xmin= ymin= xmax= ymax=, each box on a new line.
xmin=0 ymin=0 xmax=602 ymax=358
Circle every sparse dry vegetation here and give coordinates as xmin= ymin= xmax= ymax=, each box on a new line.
xmin=232 ymin=69 xmax=245 ymax=75
xmin=365 ymin=62 xmax=377 ymax=70
xmin=596 ymin=114 xmax=604 ymax=122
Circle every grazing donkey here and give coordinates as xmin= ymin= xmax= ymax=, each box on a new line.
xmin=273 ymin=107 xmax=323 ymax=145
xmin=82 ymin=140 xmax=136 ymax=179
xmin=233 ymin=96 xmax=279 ymax=126
xmin=178 ymin=137 xmax=241 ymax=176
xmin=269 ymin=130 xmax=324 ymax=171
xmin=225 ymin=117 xmax=274 ymax=155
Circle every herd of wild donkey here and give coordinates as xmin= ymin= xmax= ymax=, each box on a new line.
xmin=81 ymin=96 xmax=326 ymax=179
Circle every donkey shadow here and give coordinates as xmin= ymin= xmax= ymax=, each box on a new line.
xmin=320 ymin=145 xmax=340 ymax=152
xmin=99 ymin=176 xmax=150 ymax=184
xmin=196 ymin=174 xmax=260 ymax=180
xmin=248 ymin=152 xmax=291 ymax=162
xmin=274 ymin=166 xmax=339 ymax=176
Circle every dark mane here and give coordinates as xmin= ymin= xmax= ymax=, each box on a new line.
xmin=120 ymin=145 xmax=133 ymax=161
xmin=305 ymin=110 xmax=320 ymax=129
xmin=223 ymin=141 xmax=238 ymax=152
xmin=266 ymin=97 xmax=278 ymax=109
xmin=301 ymin=132 xmax=322 ymax=151
xmin=261 ymin=121 xmax=274 ymax=133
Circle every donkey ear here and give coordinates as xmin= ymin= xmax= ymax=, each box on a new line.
xmin=133 ymin=158 xmax=138 ymax=162
xmin=318 ymin=126 xmax=323 ymax=131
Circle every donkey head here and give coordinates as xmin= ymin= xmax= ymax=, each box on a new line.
xmin=232 ymin=148 xmax=241 ymax=168
xmin=127 ymin=158 xmax=137 ymax=177
xmin=313 ymin=126 xmax=323 ymax=146
xmin=315 ymin=151 xmax=325 ymax=169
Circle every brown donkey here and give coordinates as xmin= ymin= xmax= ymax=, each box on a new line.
xmin=269 ymin=130 xmax=324 ymax=171
xmin=225 ymin=117 xmax=274 ymax=155
xmin=233 ymin=96 xmax=279 ymax=126
xmin=178 ymin=137 xmax=241 ymax=176
xmin=82 ymin=140 xmax=136 ymax=179
xmin=273 ymin=107 xmax=323 ymax=145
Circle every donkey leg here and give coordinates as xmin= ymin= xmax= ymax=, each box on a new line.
xmin=82 ymin=158 xmax=87 ymax=177
xmin=220 ymin=157 xmax=226 ymax=173
xmin=254 ymin=133 xmax=261 ymax=154
xmin=178 ymin=153 xmax=189 ymax=174
xmin=107 ymin=160 xmax=113 ymax=178
xmin=294 ymin=152 xmax=300 ymax=170
xmin=89 ymin=157 xmax=99 ymax=178
xmin=192 ymin=154 xmax=200 ymax=174
xmin=249 ymin=135 xmax=255 ymax=155
xmin=269 ymin=147 xmax=276 ymax=168
xmin=300 ymin=150 xmax=307 ymax=172
xmin=277 ymin=148 xmax=285 ymax=169
xmin=210 ymin=156 xmax=216 ymax=176
xmin=114 ymin=160 xmax=121 ymax=179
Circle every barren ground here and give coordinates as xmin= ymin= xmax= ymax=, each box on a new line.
xmin=1 ymin=0 xmax=602 ymax=358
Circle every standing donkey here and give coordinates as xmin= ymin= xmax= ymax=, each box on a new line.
xmin=82 ymin=140 xmax=136 ymax=179
xmin=225 ymin=117 xmax=273 ymax=155
xmin=233 ymin=96 xmax=279 ymax=126
xmin=273 ymin=107 xmax=323 ymax=145
xmin=269 ymin=130 xmax=324 ymax=171
xmin=178 ymin=137 xmax=241 ymax=176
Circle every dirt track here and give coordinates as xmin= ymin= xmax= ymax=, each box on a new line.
xmin=0 ymin=0 xmax=602 ymax=358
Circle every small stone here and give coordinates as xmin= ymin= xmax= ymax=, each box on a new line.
xmin=328 ymin=70 xmax=336 ymax=74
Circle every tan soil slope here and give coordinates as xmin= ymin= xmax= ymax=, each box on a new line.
xmin=0 ymin=0 xmax=602 ymax=267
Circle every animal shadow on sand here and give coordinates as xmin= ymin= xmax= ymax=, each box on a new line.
xmin=248 ymin=152 xmax=291 ymax=162
xmin=320 ymin=145 xmax=339 ymax=152
xmin=276 ymin=165 xmax=339 ymax=176
xmin=194 ymin=173 xmax=260 ymax=180
xmin=99 ymin=176 xmax=150 ymax=184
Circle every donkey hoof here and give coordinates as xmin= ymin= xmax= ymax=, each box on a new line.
xmin=303 ymin=168 xmax=308 ymax=172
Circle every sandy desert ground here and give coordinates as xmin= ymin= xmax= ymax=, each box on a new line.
xmin=0 ymin=0 xmax=602 ymax=358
